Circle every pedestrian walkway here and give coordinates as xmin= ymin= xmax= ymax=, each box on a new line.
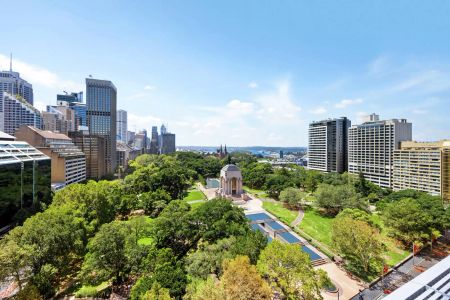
xmin=291 ymin=208 xmax=304 ymax=227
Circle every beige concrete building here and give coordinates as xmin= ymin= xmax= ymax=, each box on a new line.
xmin=393 ymin=140 xmax=450 ymax=202
xmin=15 ymin=125 xmax=86 ymax=187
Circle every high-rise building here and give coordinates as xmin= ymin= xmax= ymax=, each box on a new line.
xmin=1 ymin=93 xmax=42 ymax=135
xmin=0 ymin=61 xmax=33 ymax=105
xmin=393 ymin=140 xmax=450 ymax=202
xmin=16 ymin=126 xmax=86 ymax=187
xmin=69 ymin=131 xmax=106 ymax=179
xmin=308 ymin=117 xmax=351 ymax=173
xmin=160 ymin=132 xmax=176 ymax=154
xmin=46 ymin=104 xmax=76 ymax=134
xmin=134 ymin=130 xmax=148 ymax=154
xmin=0 ymin=130 xmax=51 ymax=227
xmin=70 ymin=102 xmax=87 ymax=129
xmin=117 ymin=109 xmax=127 ymax=142
xmin=149 ymin=126 xmax=159 ymax=154
xmin=57 ymin=92 xmax=83 ymax=104
xmin=86 ymin=78 xmax=117 ymax=174
xmin=348 ymin=114 xmax=412 ymax=188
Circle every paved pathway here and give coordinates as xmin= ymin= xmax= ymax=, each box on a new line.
xmin=291 ymin=208 xmax=304 ymax=227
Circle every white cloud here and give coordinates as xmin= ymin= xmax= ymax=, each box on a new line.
xmin=309 ymin=106 xmax=327 ymax=115
xmin=368 ymin=56 xmax=389 ymax=75
xmin=356 ymin=111 xmax=369 ymax=124
xmin=144 ymin=85 xmax=156 ymax=90
xmin=411 ymin=108 xmax=428 ymax=115
xmin=335 ymin=98 xmax=363 ymax=108
xmin=248 ymin=81 xmax=258 ymax=88
xmin=34 ymin=101 xmax=47 ymax=112
xmin=226 ymin=99 xmax=254 ymax=113
xmin=0 ymin=54 xmax=83 ymax=92
xmin=255 ymin=80 xmax=302 ymax=122
xmin=128 ymin=113 xmax=161 ymax=132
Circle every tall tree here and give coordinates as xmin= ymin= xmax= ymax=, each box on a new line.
xmin=257 ymin=240 xmax=328 ymax=299
xmin=221 ymin=256 xmax=272 ymax=300
xmin=332 ymin=216 xmax=384 ymax=275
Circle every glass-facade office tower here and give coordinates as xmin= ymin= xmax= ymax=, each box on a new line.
xmin=86 ymin=78 xmax=117 ymax=174
xmin=149 ymin=126 xmax=159 ymax=154
xmin=0 ymin=131 xmax=51 ymax=227
xmin=308 ymin=117 xmax=351 ymax=173
xmin=117 ymin=109 xmax=127 ymax=142
xmin=57 ymin=92 xmax=83 ymax=104
xmin=348 ymin=114 xmax=412 ymax=188
xmin=0 ymin=69 xmax=33 ymax=105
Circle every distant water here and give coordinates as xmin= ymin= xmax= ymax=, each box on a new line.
xmin=178 ymin=146 xmax=307 ymax=154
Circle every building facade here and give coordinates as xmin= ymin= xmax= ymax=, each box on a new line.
xmin=218 ymin=164 xmax=244 ymax=198
xmin=69 ymin=131 xmax=106 ymax=179
xmin=160 ymin=133 xmax=176 ymax=154
xmin=57 ymin=92 xmax=83 ymax=104
xmin=393 ymin=140 xmax=450 ymax=202
xmin=348 ymin=114 xmax=412 ymax=188
xmin=16 ymin=126 xmax=86 ymax=187
xmin=0 ymin=69 xmax=33 ymax=105
xmin=149 ymin=126 xmax=159 ymax=154
xmin=86 ymin=78 xmax=117 ymax=174
xmin=45 ymin=104 xmax=76 ymax=134
xmin=308 ymin=117 xmax=351 ymax=173
xmin=0 ymin=131 xmax=51 ymax=227
xmin=117 ymin=109 xmax=127 ymax=142
xmin=1 ymin=93 xmax=42 ymax=135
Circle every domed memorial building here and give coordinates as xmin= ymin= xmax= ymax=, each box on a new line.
xmin=217 ymin=164 xmax=244 ymax=198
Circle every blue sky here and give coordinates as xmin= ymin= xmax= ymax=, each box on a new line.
xmin=1 ymin=0 xmax=449 ymax=146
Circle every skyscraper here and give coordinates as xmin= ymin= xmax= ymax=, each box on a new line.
xmin=86 ymin=78 xmax=117 ymax=174
xmin=117 ymin=109 xmax=127 ymax=142
xmin=0 ymin=59 xmax=34 ymax=105
xmin=308 ymin=117 xmax=351 ymax=173
xmin=348 ymin=114 xmax=412 ymax=188
xmin=160 ymin=132 xmax=176 ymax=154
xmin=57 ymin=92 xmax=83 ymax=104
xmin=1 ymin=93 xmax=42 ymax=135
xmin=149 ymin=126 xmax=158 ymax=154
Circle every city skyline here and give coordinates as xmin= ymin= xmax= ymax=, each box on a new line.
xmin=1 ymin=1 xmax=450 ymax=146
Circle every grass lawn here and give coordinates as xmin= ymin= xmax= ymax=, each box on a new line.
xmin=183 ymin=190 xmax=206 ymax=201
xmin=262 ymin=201 xmax=297 ymax=224
xmin=298 ymin=209 xmax=409 ymax=266
xmin=298 ymin=209 xmax=334 ymax=247
xmin=243 ymin=186 xmax=269 ymax=198
xmin=189 ymin=201 xmax=206 ymax=210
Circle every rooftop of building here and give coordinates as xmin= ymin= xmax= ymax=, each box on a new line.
xmin=0 ymin=131 xmax=16 ymax=141
xmin=24 ymin=126 xmax=72 ymax=141
xmin=221 ymin=164 xmax=240 ymax=172
xmin=85 ymin=77 xmax=117 ymax=91
xmin=4 ymin=93 xmax=39 ymax=114
xmin=399 ymin=140 xmax=450 ymax=149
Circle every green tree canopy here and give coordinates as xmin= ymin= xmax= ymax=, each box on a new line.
xmin=257 ymin=240 xmax=329 ymax=299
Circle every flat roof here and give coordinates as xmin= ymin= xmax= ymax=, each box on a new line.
xmin=384 ymin=255 xmax=450 ymax=300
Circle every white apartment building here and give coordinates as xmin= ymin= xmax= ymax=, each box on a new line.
xmin=348 ymin=114 xmax=412 ymax=188
xmin=308 ymin=117 xmax=351 ymax=173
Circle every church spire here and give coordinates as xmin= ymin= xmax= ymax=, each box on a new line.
xmin=224 ymin=144 xmax=228 ymax=155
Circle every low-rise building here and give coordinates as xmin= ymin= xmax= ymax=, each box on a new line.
xmin=393 ymin=140 xmax=450 ymax=202
xmin=15 ymin=126 xmax=86 ymax=187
